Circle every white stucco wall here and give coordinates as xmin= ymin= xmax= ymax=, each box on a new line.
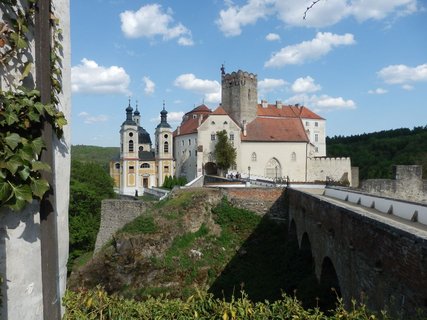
xmin=302 ymin=118 xmax=326 ymax=157
xmin=174 ymin=133 xmax=198 ymax=181
xmin=307 ymin=157 xmax=352 ymax=185
xmin=0 ymin=0 xmax=70 ymax=318
xmin=240 ymin=141 xmax=308 ymax=181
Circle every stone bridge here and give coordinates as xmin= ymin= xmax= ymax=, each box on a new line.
xmin=286 ymin=186 xmax=427 ymax=316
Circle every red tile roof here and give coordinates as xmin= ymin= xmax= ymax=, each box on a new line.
xmin=211 ymin=106 xmax=228 ymax=115
xmin=242 ymin=117 xmax=309 ymax=142
xmin=185 ymin=104 xmax=211 ymax=115
xmin=256 ymin=104 xmax=324 ymax=120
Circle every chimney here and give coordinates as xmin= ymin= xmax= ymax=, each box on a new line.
xmin=261 ymin=100 xmax=268 ymax=108
xmin=276 ymin=100 xmax=282 ymax=109
xmin=243 ymin=120 xmax=247 ymax=137
xmin=177 ymin=126 xmax=181 ymax=135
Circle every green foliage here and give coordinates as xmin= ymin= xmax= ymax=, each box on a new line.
xmin=0 ymin=88 xmax=67 ymax=211
xmin=162 ymin=175 xmax=188 ymax=189
xmin=214 ymin=130 xmax=237 ymax=173
xmin=327 ymin=126 xmax=427 ymax=180
xmin=63 ymin=286 xmax=391 ymax=320
xmin=68 ymin=160 xmax=115 ymax=268
xmin=119 ymin=215 xmax=157 ymax=235
xmin=0 ymin=1 xmax=66 ymax=212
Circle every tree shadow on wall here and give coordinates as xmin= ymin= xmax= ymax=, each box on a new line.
xmin=208 ymin=191 xmax=338 ymax=310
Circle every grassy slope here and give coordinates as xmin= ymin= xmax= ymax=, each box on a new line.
xmin=69 ymin=189 xmax=331 ymax=310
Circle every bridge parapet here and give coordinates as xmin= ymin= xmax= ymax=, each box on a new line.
xmin=325 ymin=186 xmax=427 ymax=226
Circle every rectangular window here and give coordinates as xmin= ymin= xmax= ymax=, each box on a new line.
xmin=306 ymin=121 xmax=309 ymax=126
xmin=229 ymin=133 xmax=234 ymax=141
xmin=181 ymin=140 xmax=184 ymax=146
xmin=315 ymin=133 xmax=319 ymax=142
xmin=211 ymin=134 xmax=216 ymax=141
xmin=315 ymin=147 xmax=319 ymax=152
xmin=315 ymin=122 xmax=318 ymax=127
xmin=129 ymin=166 xmax=135 ymax=173
xmin=189 ymin=150 xmax=192 ymax=157
xmin=188 ymin=139 xmax=191 ymax=145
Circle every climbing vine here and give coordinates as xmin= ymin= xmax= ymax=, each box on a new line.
xmin=0 ymin=0 xmax=67 ymax=211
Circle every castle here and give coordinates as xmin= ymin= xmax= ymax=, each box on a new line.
xmin=110 ymin=67 xmax=352 ymax=195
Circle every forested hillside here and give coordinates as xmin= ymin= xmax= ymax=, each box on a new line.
xmin=327 ymin=126 xmax=427 ymax=180
xmin=71 ymin=145 xmax=119 ymax=170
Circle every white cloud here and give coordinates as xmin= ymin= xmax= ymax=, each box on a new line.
xmin=142 ymin=76 xmax=155 ymax=95
xmin=265 ymin=32 xmax=355 ymax=68
xmin=216 ymin=0 xmax=273 ymax=37
xmin=120 ymin=4 xmax=193 ymax=45
xmin=258 ymin=78 xmax=286 ymax=92
xmin=174 ymin=73 xmax=221 ymax=103
xmin=150 ymin=111 xmax=185 ymax=123
xmin=71 ymin=58 xmax=130 ymax=95
xmin=368 ymin=88 xmax=388 ymax=94
xmin=266 ymin=33 xmax=280 ymax=41
xmin=78 ymin=112 xmax=109 ymax=124
xmin=216 ymin=0 xmax=418 ymax=35
xmin=285 ymin=93 xmax=356 ymax=112
xmin=378 ymin=63 xmax=427 ymax=84
xmin=402 ymin=84 xmax=414 ymax=91
xmin=291 ymin=76 xmax=321 ymax=93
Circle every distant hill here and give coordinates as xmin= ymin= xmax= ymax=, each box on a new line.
xmin=327 ymin=126 xmax=427 ymax=180
xmin=71 ymin=145 xmax=119 ymax=170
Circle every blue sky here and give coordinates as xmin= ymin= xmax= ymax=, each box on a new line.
xmin=71 ymin=0 xmax=427 ymax=147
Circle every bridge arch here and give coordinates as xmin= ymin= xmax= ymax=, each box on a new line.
xmin=319 ymin=256 xmax=341 ymax=310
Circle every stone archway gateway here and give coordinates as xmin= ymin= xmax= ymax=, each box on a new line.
xmin=265 ymin=158 xmax=282 ymax=179
xmin=204 ymin=162 xmax=218 ymax=175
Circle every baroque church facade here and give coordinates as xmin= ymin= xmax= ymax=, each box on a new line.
xmin=111 ymin=68 xmax=352 ymax=195
xmin=110 ymin=102 xmax=174 ymax=195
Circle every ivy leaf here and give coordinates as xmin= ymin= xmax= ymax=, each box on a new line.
xmin=30 ymin=177 xmax=50 ymax=199
xmin=30 ymin=137 xmax=45 ymax=155
xmin=8 ymin=198 xmax=27 ymax=212
xmin=0 ymin=181 xmax=13 ymax=203
xmin=20 ymin=62 xmax=33 ymax=81
xmin=5 ymin=111 xmax=19 ymax=125
xmin=11 ymin=183 xmax=32 ymax=203
xmin=18 ymin=144 xmax=34 ymax=162
xmin=18 ymin=167 xmax=30 ymax=181
xmin=5 ymin=133 xmax=21 ymax=150
xmin=56 ymin=115 xmax=67 ymax=129
xmin=31 ymin=161 xmax=51 ymax=172
xmin=5 ymin=155 xmax=23 ymax=175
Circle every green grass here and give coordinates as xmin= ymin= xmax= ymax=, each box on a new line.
xmin=119 ymin=215 xmax=157 ymax=234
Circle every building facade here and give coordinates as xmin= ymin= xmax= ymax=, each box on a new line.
xmin=110 ymin=102 xmax=174 ymax=195
xmin=173 ymin=68 xmax=352 ymax=185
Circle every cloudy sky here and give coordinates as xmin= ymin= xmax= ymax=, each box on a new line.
xmin=71 ymin=0 xmax=427 ymax=147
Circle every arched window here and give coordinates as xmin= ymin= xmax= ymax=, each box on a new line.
xmin=223 ymin=121 xmax=228 ymax=125
xmin=251 ymin=152 xmax=257 ymax=162
xmin=115 ymin=163 xmax=120 ymax=169
xmin=291 ymin=152 xmax=296 ymax=161
xmin=211 ymin=133 xmax=216 ymax=141
xmin=139 ymin=146 xmax=144 ymax=152
xmin=265 ymin=158 xmax=281 ymax=179
xmin=141 ymin=163 xmax=150 ymax=168
xmin=129 ymin=140 xmax=134 ymax=152
xmin=164 ymin=141 xmax=169 ymax=153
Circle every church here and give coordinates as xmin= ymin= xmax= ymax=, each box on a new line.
xmin=110 ymin=101 xmax=174 ymax=195
xmin=111 ymin=67 xmax=352 ymax=195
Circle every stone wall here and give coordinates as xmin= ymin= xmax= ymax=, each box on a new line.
xmin=223 ymin=188 xmax=285 ymax=217
xmin=307 ymin=157 xmax=352 ymax=185
xmin=360 ymin=165 xmax=426 ymax=203
xmin=94 ymin=200 xmax=149 ymax=252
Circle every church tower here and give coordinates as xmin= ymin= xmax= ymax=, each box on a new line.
xmin=221 ymin=66 xmax=258 ymax=127
xmin=155 ymin=102 xmax=174 ymax=186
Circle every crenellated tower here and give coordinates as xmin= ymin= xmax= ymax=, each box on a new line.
xmin=221 ymin=67 xmax=258 ymax=127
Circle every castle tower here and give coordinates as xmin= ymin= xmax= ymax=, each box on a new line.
xmin=221 ymin=67 xmax=258 ymax=127
xmin=155 ymin=102 xmax=174 ymax=186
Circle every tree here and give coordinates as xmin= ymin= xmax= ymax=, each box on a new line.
xmin=214 ymin=130 xmax=237 ymax=176
xmin=68 ymin=160 xmax=115 ymax=268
